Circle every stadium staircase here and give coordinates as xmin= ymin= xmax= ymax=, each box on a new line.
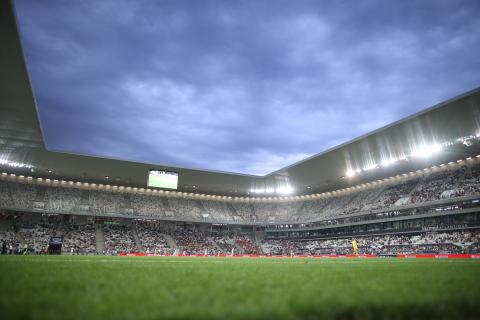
xmin=162 ymin=233 xmax=178 ymax=252
xmin=233 ymin=243 xmax=244 ymax=254
xmin=193 ymin=200 xmax=207 ymax=218
xmin=271 ymin=204 xmax=278 ymax=219
xmin=252 ymin=233 xmax=265 ymax=255
xmin=14 ymin=232 xmax=26 ymax=247
xmin=454 ymin=167 xmax=468 ymax=188
xmin=410 ymin=175 xmax=428 ymax=194
xmin=79 ymin=190 xmax=90 ymax=207
xmin=123 ymin=194 xmax=134 ymax=215
xmin=34 ymin=186 xmax=46 ymax=202
xmin=207 ymin=237 xmax=224 ymax=254
xmin=160 ymin=197 xmax=171 ymax=211
xmin=94 ymin=223 xmax=106 ymax=253
xmin=232 ymin=237 xmax=245 ymax=254
xmin=131 ymin=224 xmax=143 ymax=252
xmin=342 ymin=192 xmax=362 ymax=209
xmin=296 ymin=196 xmax=334 ymax=219
xmin=362 ymin=185 xmax=387 ymax=210
xmin=225 ymin=203 xmax=238 ymax=218
xmin=319 ymin=197 xmax=336 ymax=211
xmin=250 ymin=203 xmax=257 ymax=221
xmin=31 ymin=186 xmax=47 ymax=210
xmin=288 ymin=202 xmax=305 ymax=221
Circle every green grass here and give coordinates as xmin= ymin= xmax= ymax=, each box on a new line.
xmin=0 ymin=256 xmax=479 ymax=320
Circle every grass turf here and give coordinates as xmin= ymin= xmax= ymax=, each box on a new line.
xmin=0 ymin=256 xmax=479 ymax=320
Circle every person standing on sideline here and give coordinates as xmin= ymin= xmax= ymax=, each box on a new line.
xmin=352 ymin=239 xmax=359 ymax=256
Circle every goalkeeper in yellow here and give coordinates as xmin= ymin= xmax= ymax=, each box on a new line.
xmin=352 ymin=239 xmax=359 ymax=256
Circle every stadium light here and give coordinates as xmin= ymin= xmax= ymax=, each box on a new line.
xmin=381 ymin=158 xmax=397 ymax=167
xmin=346 ymin=170 xmax=356 ymax=178
xmin=410 ymin=144 xmax=442 ymax=158
xmin=277 ymin=186 xmax=294 ymax=195
xmin=0 ymin=159 xmax=33 ymax=169
xmin=363 ymin=164 xmax=377 ymax=171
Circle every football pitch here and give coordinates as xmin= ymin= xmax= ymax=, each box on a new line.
xmin=0 ymin=256 xmax=479 ymax=320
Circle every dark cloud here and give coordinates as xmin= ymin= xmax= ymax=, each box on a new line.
xmin=14 ymin=0 xmax=480 ymax=175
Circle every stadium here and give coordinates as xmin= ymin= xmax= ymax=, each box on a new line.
xmin=1 ymin=1 xmax=480 ymax=319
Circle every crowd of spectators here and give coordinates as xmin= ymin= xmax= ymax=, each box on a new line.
xmin=18 ymin=221 xmax=55 ymax=253
xmin=231 ymin=203 xmax=255 ymax=221
xmin=12 ymin=184 xmax=36 ymax=209
xmin=167 ymin=198 xmax=203 ymax=219
xmin=171 ymin=229 xmax=221 ymax=255
xmin=61 ymin=223 xmax=96 ymax=254
xmin=1 ymin=162 xmax=480 ymax=224
xmin=275 ymin=202 xmax=304 ymax=222
xmin=235 ymin=235 xmax=261 ymax=254
xmin=298 ymin=197 xmax=333 ymax=221
xmin=135 ymin=221 xmax=171 ymax=254
xmin=456 ymin=165 xmax=480 ymax=196
xmin=410 ymin=170 xmax=463 ymax=203
xmin=0 ymin=182 xmax=13 ymax=208
xmin=90 ymin=191 xmax=126 ymax=215
xmin=261 ymin=230 xmax=480 ymax=255
xmin=341 ymin=187 xmax=386 ymax=214
xmin=369 ymin=179 xmax=421 ymax=210
xmin=45 ymin=188 xmax=82 ymax=212
xmin=103 ymin=224 xmax=138 ymax=253
xmin=131 ymin=194 xmax=165 ymax=218
xmin=211 ymin=234 xmax=236 ymax=253
xmin=0 ymin=230 xmax=18 ymax=253
xmin=2 ymin=215 xmax=479 ymax=256
xmin=4 ymin=220 xmax=97 ymax=254
xmin=202 ymin=200 xmax=234 ymax=222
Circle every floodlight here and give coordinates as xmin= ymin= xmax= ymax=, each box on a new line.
xmin=410 ymin=144 xmax=442 ymax=158
xmin=277 ymin=186 xmax=294 ymax=195
xmin=381 ymin=158 xmax=397 ymax=167
xmin=346 ymin=170 xmax=356 ymax=177
xmin=363 ymin=164 xmax=377 ymax=171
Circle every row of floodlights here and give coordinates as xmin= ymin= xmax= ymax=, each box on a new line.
xmin=0 ymin=160 xmax=33 ymax=169
xmin=346 ymin=143 xmax=443 ymax=178
xmin=0 ymin=173 xmax=298 ymax=202
xmin=249 ymin=186 xmax=294 ymax=195
xmin=346 ymin=135 xmax=480 ymax=178
xmin=2 ymin=154 xmax=480 ymax=202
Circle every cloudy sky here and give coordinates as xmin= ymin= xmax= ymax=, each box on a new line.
xmin=14 ymin=0 xmax=480 ymax=175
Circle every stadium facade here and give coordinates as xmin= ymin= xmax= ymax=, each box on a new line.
xmin=1 ymin=0 xmax=480 ymax=256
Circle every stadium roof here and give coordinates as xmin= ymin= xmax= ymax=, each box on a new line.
xmin=1 ymin=0 xmax=480 ymax=197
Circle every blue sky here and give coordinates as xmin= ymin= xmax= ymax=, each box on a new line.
xmin=14 ymin=0 xmax=480 ymax=175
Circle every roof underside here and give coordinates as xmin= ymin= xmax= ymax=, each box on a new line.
xmin=1 ymin=0 xmax=480 ymax=196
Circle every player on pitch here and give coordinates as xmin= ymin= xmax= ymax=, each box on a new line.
xmin=352 ymin=239 xmax=359 ymax=256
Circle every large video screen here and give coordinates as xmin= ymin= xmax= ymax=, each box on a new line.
xmin=148 ymin=170 xmax=178 ymax=190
